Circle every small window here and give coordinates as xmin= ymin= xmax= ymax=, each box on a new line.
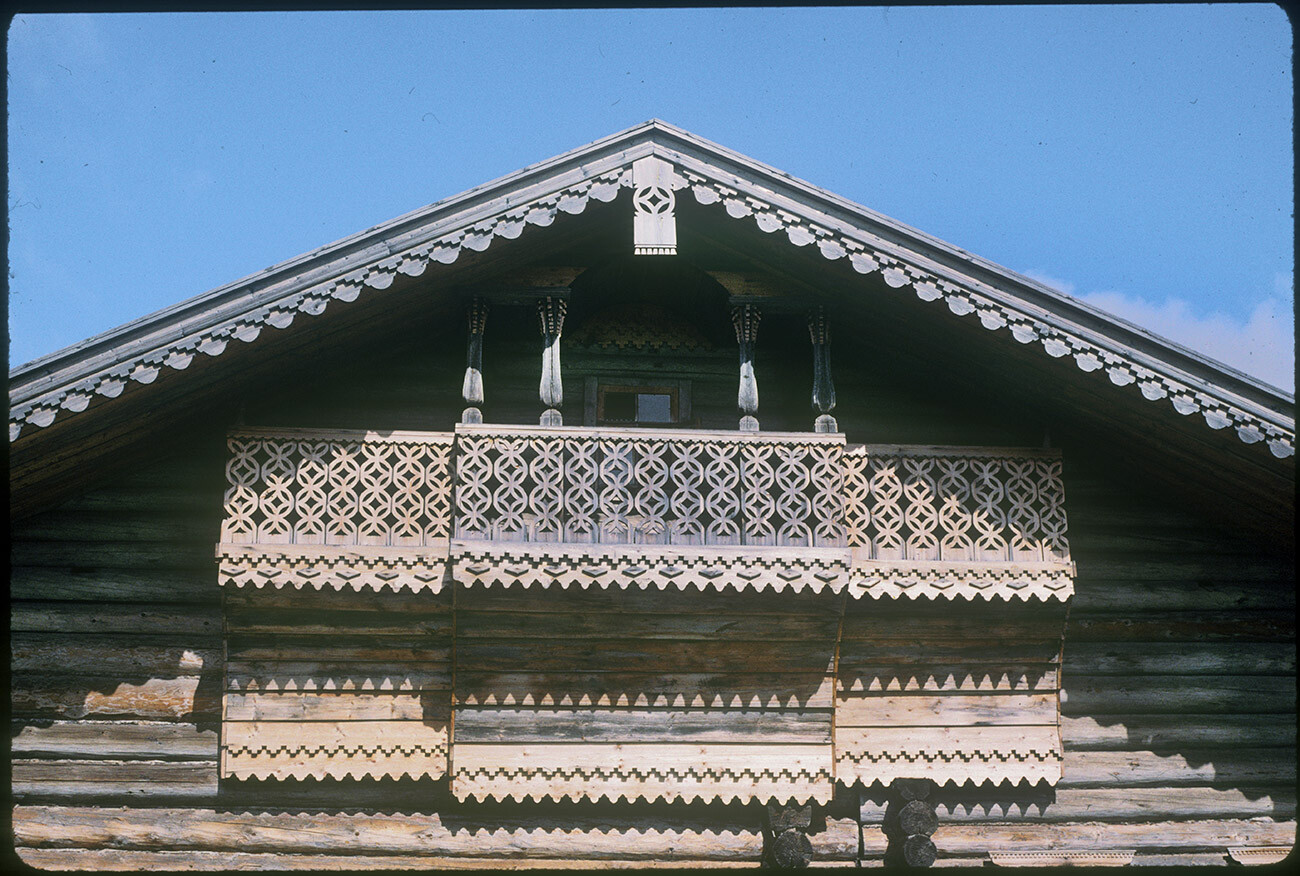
xmin=586 ymin=379 xmax=691 ymax=427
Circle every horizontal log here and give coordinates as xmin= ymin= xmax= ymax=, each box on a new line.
xmin=226 ymin=608 xmax=453 ymax=637
xmin=1059 ymin=749 xmax=1295 ymax=789
xmin=10 ymin=603 xmax=221 ymax=636
xmin=837 ymin=641 xmax=1061 ymax=665
xmin=9 ymin=566 xmax=215 ymax=603
xmin=859 ymin=818 xmax=1296 ymax=854
xmin=861 ymin=786 xmax=1296 ymax=823
xmin=227 ymin=661 xmax=451 ymax=692
xmin=1064 ymin=579 xmax=1295 ymax=614
xmin=225 ymin=588 xmax=454 ymax=613
xmin=841 ymin=607 xmax=1067 ymax=643
xmin=1064 ymin=642 xmax=1295 ymax=676
xmin=455 ymin=639 xmax=836 ymax=674
xmin=1062 ymin=714 xmax=1297 ymax=750
xmin=1065 ymin=611 xmax=1295 ymax=643
xmin=461 ymin=583 xmax=843 ymax=617
xmin=223 ymin=692 xmax=449 ymax=722
xmin=1061 ymin=675 xmax=1295 ymax=715
xmin=227 ymin=635 xmax=450 ymax=662
xmin=12 ymin=759 xmax=217 ymax=799
xmin=10 ymin=540 xmax=213 ymax=571
xmin=1071 ymin=557 xmax=1289 ymax=584
xmin=11 ymin=676 xmax=217 ymax=721
xmin=11 ymin=806 xmax=855 ymax=859
xmin=10 ymin=721 xmax=217 ymax=759
xmin=837 ymin=664 xmax=1058 ymax=693
xmin=11 ymin=634 xmax=220 ymax=676
xmin=836 ymin=693 xmax=1057 ymax=727
xmin=11 ymin=511 xmax=219 ymax=544
xmin=457 ymin=672 xmax=836 ymax=709
xmin=456 ymin=610 xmax=840 ymax=641
xmin=13 ymin=849 xmax=772 ymax=870
xmin=454 ymin=707 xmax=833 ymax=743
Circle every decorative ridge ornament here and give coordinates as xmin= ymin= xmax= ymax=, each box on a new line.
xmin=632 ymin=155 xmax=678 ymax=255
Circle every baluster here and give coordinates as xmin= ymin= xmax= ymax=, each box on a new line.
xmin=731 ymin=303 xmax=762 ymax=432
xmin=808 ymin=305 xmax=838 ymax=433
xmin=461 ymin=297 xmax=489 ymax=424
xmin=538 ymin=296 xmax=567 ymax=426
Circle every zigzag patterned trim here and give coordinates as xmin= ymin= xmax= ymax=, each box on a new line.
xmin=837 ymin=749 xmax=1062 ymax=766
xmin=9 ymin=169 xmax=628 ymax=441
xmin=457 ymin=765 xmax=831 ymax=783
xmin=227 ymin=744 xmax=448 ymax=758
xmin=452 ymin=542 xmax=851 ymax=594
xmin=217 ymin=544 xmax=448 ymax=592
xmin=988 ymin=850 xmax=1136 ymax=867
xmin=679 ymin=168 xmax=1294 ymax=459
xmin=849 ymin=561 xmax=1074 ymax=602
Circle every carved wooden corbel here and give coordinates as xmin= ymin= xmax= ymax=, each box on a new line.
xmin=808 ymin=305 xmax=837 ymax=433
xmin=461 ymin=296 xmax=489 ymax=424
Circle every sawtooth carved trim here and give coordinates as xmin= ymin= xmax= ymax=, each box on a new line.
xmin=849 ymin=561 xmax=1074 ymax=602
xmin=680 ymin=168 xmax=1294 ymax=459
xmin=451 ymin=743 xmax=833 ymax=804
xmin=836 ymin=747 xmax=1062 ymax=786
xmin=217 ymin=543 xmax=448 ymax=593
xmin=1225 ymin=847 xmax=1294 ymax=866
xmin=987 ymin=850 xmax=1136 ymax=867
xmin=452 ymin=541 xmax=850 ymax=594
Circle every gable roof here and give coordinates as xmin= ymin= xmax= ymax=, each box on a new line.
xmin=9 ymin=120 xmax=1294 ymax=517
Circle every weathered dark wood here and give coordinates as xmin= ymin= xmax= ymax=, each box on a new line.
xmin=1061 ymin=675 xmax=1296 ymax=715
xmin=898 ymin=801 xmax=938 ymax=836
xmin=11 ymin=760 xmax=218 ymax=799
xmin=10 ymin=603 xmax=220 ymax=636
xmin=10 ymin=676 xmax=217 ymax=721
xmin=10 ymin=722 xmax=218 ymax=759
xmin=454 ymin=707 xmax=832 ymax=743
xmin=1061 ymin=714 xmax=1296 ymax=750
xmin=901 ymin=834 xmax=936 ymax=867
xmin=770 ymin=830 xmax=813 ymax=868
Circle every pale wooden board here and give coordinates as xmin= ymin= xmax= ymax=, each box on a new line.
xmin=222 ymin=719 xmax=449 ymax=750
xmin=1058 ymin=748 xmax=1296 ymax=788
xmin=222 ymin=692 xmax=447 ymax=722
xmin=835 ymin=725 xmax=1059 ymax=755
xmin=835 ymin=692 xmax=1057 ymax=727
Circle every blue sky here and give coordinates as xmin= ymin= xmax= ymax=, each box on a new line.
xmin=7 ymin=6 xmax=1294 ymax=390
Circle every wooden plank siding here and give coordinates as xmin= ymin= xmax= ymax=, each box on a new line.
xmin=10 ymin=299 xmax=1294 ymax=867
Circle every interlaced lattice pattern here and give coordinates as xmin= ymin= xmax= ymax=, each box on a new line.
xmin=842 ymin=445 xmax=1069 ymax=562
xmin=221 ymin=430 xmax=453 ymax=547
xmin=455 ymin=427 xmax=847 ymax=548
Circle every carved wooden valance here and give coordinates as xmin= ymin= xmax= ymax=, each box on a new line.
xmin=216 ymin=425 xmax=1074 ymax=796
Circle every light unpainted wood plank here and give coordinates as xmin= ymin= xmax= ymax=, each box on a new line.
xmin=835 ymin=692 xmax=1057 ymax=727
xmin=456 ymin=671 xmax=836 ymax=709
xmin=10 ymin=721 xmax=218 ymax=759
xmin=222 ymin=692 xmax=448 ymax=722
xmin=835 ymin=725 xmax=1059 ymax=756
xmin=1061 ymin=714 xmax=1297 ymax=750
xmin=453 ymin=707 xmax=832 ymax=743
xmin=222 ymin=719 xmax=448 ymax=751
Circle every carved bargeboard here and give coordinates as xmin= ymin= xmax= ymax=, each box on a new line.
xmin=216 ymin=426 xmax=1073 ymax=795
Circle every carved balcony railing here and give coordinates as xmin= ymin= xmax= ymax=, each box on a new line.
xmin=216 ymin=425 xmax=1073 ymax=600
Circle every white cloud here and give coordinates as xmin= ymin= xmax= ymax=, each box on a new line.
xmin=1021 ymin=269 xmax=1295 ymax=393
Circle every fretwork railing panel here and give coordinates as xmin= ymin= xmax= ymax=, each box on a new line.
xmin=842 ymin=445 xmax=1069 ymax=562
xmin=221 ymin=429 xmax=454 ymax=547
xmin=454 ymin=426 xmax=847 ymax=548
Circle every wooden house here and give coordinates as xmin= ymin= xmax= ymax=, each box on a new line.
xmin=9 ymin=120 xmax=1295 ymax=869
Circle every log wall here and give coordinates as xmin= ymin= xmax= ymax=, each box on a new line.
xmin=10 ymin=309 xmax=1294 ymax=867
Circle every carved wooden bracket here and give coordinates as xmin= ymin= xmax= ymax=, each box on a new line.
xmin=632 ymin=155 xmax=677 ymax=255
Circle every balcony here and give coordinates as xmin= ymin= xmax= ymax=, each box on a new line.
xmin=218 ymin=424 xmax=1074 ymax=601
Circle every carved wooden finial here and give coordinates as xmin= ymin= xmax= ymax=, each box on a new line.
xmin=632 ymin=156 xmax=677 ymax=256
